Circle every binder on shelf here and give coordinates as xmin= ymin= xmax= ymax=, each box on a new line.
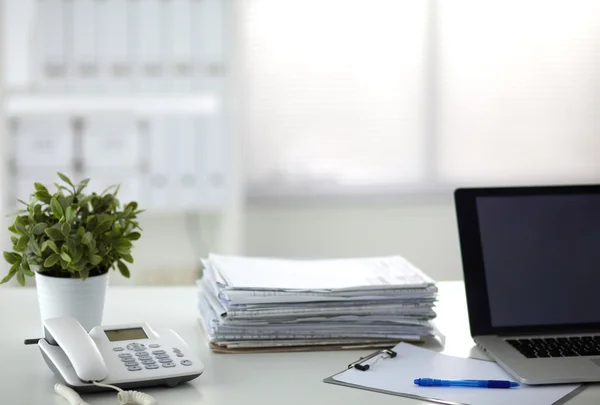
xmin=170 ymin=116 xmax=200 ymax=209
xmin=136 ymin=0 xmax=163 ymax=92
xmin=191 ymin=0 xmax=225 ymax=91
xmin=68 ymin=0 xmax=98 ymax=92
xmin=82 ymin=115 xmax=140 ymax=169
xmin=146 ymin=117 xmax=171 ymax=210
xmin=196 ymin=115 xmax=226 ymax=209
xmin=37 ymin=0 xmax=68 ymax=91
xmin=166 ymin=0 xmax=193 ymax=92
xmin=97 ymin=0 xmax=131 ymax=92
xmin=324 ymin=343 xmax=583 ymax=405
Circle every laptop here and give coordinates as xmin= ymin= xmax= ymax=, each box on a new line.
xmin=454 ymin=185 xmax=600 ymax=385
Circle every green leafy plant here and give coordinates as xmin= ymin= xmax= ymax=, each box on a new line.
xmin=2 ymin=173 xmax=143 ymax=286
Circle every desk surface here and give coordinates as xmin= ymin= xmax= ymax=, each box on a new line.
xmin=1 ymin=281 xmax=598 ymax=405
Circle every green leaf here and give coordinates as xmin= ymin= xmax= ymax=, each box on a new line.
xmin=35 ymin=191 xmax=52 ymax=204
xmin=60 ymin=251 xmax=72 ymax=263
xmin=90 ymin=255 xmax=102 ymax=266
xmin=65 ymin=206 xmax=75 ymax=224
xmin=117 ymin=261 xmax=130 ymax=278
xmin=79 ymin=267 xmax=90 ymax=280
xmin=32 ymin=222 xmax=48 ymax=235
xmin=94 ymin=220 xmax=113 ymax=235
xmin=101 ymin=184 xmax=119 ymax=196
xmin=14 ymin=217 xmax=27 ymax=235
xmin=45 ymin=227 xmax=65 ymax=241
xmin=8 ymin=225 xmax=18 ymax=234
xmin=21 ymin=259 xmax=34 ymax=276
xmin=3 ymin=251 xmax=21 ymax=265
xmin=125 ymin=232 xmax=141 ymax=241
xmin=16 ymin=235 xmax=30 ymax=251
xmin=10 ymin=236 xmax=18 ymax=246
xmin=0 ymin=263 xmax=19 ymax=284
xmin=16 ymin=270 xmax=25 ymax=286
xmin=57 ymin=172 xmax=74 ymax=187
xmin=122 ymin=254 xmax=134 ymax=264
xmin=67 ymin=237 xmax=77 ymax=254
xmin=76 ymin=178 xmax=90 ymax=194
xmin=43 ymin=254 xmax=60 ymax=268
xmin=61 ymin=223 xmax=71 ymax=238
xmin=34 ymin=182 xmax=49 ymax=194
xmin=17 ymin=198 xmax=29 ymax=207
xmin=29 ymin=238 xmax=42 ymax=256
xmin=50 ymin=197 xmax=64 ymax=219
xmin=46 ymin=240 xmax=59 ymax=254
xmin=77 ymin=226 xmax=85 ymax=238
xmin=82 ymin=232 xmax=93 ymax=245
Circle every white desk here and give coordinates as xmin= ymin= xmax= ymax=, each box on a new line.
xmin=1 ymin=281 xmax=599 ymax=404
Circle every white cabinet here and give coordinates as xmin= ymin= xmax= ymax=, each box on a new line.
xmin=1 ymin=0 xmax=243 ymax=255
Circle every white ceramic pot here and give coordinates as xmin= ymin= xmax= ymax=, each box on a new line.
xmin=35 ymin=271 xmax=109 ymax=332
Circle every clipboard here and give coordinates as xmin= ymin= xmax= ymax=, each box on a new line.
xmin=323 ymin=343 xmax=585 ymax=405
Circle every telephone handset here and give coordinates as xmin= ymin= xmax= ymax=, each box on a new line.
xmin=42 ymin=317 xmax=109 ymax=382
xmin=37 ymin=316 xmax=204 ymax=392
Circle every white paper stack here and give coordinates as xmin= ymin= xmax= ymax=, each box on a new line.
xmin=197 ymin=254 xmax=439 ymax=352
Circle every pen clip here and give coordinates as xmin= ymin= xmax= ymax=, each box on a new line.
xmin=348 ymin=349 xmax=397 ymax=371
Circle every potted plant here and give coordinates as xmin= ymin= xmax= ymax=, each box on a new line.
xmin=1 ymin=173 xmax=143 ymax=331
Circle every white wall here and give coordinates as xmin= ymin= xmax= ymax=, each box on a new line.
xmin=119 ymin=197 xmax=463 ymax=285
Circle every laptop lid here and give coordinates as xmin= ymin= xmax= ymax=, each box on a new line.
xmin=454 ymin=185 xmax=600 ymax=338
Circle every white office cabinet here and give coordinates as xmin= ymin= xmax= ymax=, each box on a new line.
xmin=68 ymin=0 xmax=99 ymax=92
xmin=13 ymin=115 xmax=74 ymax=168
xmin=2 ymin=0 xmax=244 ymax=256
xmin=82 ymin=115 xmax=140 ymax=168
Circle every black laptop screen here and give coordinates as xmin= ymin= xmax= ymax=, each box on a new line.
xmin=476 ymin=194 xmax=600 ymax=328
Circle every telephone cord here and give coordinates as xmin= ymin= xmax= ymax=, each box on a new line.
xmin=54 ymin=382 xmax=157 ymax=405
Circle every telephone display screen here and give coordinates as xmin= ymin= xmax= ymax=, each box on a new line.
xmin=105 ymin=328 xmax=148 ymax=342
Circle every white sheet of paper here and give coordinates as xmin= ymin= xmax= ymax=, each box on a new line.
xmin=330 ymin=343 xmax=579 ymax=405
xmin=208 ymin=254 xmax=435 ymax=291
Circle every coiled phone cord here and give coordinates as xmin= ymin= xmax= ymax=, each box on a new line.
xmin=54 ymin=382 xmax=157 ymax=405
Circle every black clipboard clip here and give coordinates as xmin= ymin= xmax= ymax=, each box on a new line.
xmin=348 ymin=348 xmax=397 ymax=371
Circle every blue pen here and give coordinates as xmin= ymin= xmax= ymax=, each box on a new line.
xmin=414 ymin=378 xmax=519 ymax=388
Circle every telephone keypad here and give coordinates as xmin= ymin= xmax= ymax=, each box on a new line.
xmin=117 ymin=341 xmax=190 ymax=371
xmin=112 ymin=347 xmax=124 ymax=352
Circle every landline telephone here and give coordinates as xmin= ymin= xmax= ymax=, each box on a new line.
xmin=32 ymin=317 xmax=204 ymax=405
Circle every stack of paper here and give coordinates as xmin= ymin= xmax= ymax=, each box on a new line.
xmin=197 ymin=254 xmax=439 ymax=352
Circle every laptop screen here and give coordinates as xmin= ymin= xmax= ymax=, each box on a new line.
xmin=476 ymin=194 xmax=600 ymax=328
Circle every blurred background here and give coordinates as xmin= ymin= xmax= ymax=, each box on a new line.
xmin=1 ymin=0 xmax=600 ymax=285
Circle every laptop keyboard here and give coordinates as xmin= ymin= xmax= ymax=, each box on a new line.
xmin=506 ymin=336 xmax=600 ymax=358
